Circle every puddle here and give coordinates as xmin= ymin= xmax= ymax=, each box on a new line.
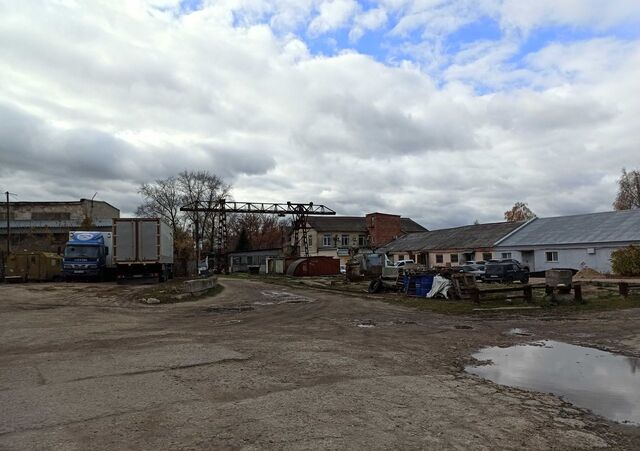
xmin=504 ymin=328 xmax=533 ymax=336
xmin=454 ymin=325 xmax=473 ymax=330
xmin=355 ymin=320 xmax=376 ymax=328
xmin=206 ymin=305 xmax=255 ymax=314
xmin=466 ymin=340 xmax=640 ymax=425
xmin=259 ymin=290 xmax=314 ymax=304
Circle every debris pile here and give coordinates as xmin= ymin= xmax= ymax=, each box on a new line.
xmin=574 ymin=268 xmax=605 ymax=280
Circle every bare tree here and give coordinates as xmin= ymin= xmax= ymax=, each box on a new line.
xmin=227 ymin=213 xmax=286 ymax=251
xmin=137 ymin=176 xmax=184 ymax=239
xmin=177 ymin=170 xmax=230 ymax=262
xmin=504 ymin=202 xmax=535 ymax=222
xmin=613 ymin=168 xmax=640 ymax=210
xmin=137 ymin=171 xmax=230 ymax=269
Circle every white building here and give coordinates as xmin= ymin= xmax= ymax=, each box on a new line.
xmin=494 ymin=209 xmax=640 ymax=274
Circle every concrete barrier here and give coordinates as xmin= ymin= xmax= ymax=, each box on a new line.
xmin=184 ymin=276 xmax=218 ymax=294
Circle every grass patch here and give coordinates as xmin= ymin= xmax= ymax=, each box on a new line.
xmin=225 ymin=274 xmax=640 ymax=316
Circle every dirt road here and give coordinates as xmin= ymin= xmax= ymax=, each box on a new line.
xmin=1 ymin=278 xmax=639 ymax=449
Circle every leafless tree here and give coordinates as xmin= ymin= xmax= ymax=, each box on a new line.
xmin=504 ymin=202 xmax=536 ymax=222
xmin=137 ymin=171 xmax=230 ymax=265
xmin=227 ymin=213 xmax=286 ymax=250
xmin=137 ymin=176 xmax=184 ymax=239
xmin=613 ymin=168 xmax=640 ymax=210
xmin=177 ymin=170 xmax=230 ymax=260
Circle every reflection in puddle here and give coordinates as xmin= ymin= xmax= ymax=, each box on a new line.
xmin=466 ymin=340 xmax=640 ymax=425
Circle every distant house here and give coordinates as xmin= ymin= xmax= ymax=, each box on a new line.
xmin=293 ymin=213 xmax=426 ymax=264
xmin=380 ymin=221 xmax=524 ymax=267
xmin=228 ymin=248 xmax=283 ymax=273
xmin=494 ymin=210 xmax=640 ymax=274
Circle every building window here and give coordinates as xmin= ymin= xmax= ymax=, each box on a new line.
xmin=501 ymin=252 xmax=512 ymax=259
xmin=246 ymin=256 xmax=253 ymax=265
xmin=545 ymin=251 xmax=558 ymax=262
xmin=341 ymin=234 xmax=349 ymax=246
xmin=482 ymin=253 xmax=492 ymax=261
xmin=436 ymin=254 xmax=443 ymax=264
xmin=450 ymin=254 xmax=458 ymax=263
xmin=323 ymin=234 xmax=331 ymax=246
xmin=307 ymin=235 xmax=313 ymax=247
xmin=358 ymin=235 xmax=367 ymax=246
xmin=398 ymin=255 xmax=405 ymax=261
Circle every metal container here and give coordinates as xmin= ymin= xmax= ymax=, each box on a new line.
xmin=286 ymin=257 xmax=340 ymax=277
xmin=4 ymin=252 xmax=63 ymax=282
xmin=545 ymin=269 xmax=573 ymax=288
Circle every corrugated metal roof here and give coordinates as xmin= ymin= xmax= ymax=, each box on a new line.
xmin=307 ymin=216 xmax=427 ymax=233
xmin=496 ymin=209 xmax=640 ymax=247
xmin=380 ymin=221 xmax=524 ymax=253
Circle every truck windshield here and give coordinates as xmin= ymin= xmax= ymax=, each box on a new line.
xmin=65 ymin=246 xmax=100 ymax=259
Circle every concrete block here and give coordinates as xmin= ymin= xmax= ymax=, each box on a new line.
xmin=183 ymin=276 xmax=218 ymax=294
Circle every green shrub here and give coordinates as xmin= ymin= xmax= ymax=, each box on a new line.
xmin=611 ymin=245 xmax=640 ymax=276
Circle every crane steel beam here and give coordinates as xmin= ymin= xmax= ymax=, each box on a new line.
xmin=180 ymin=200 xmax=336 ymax=273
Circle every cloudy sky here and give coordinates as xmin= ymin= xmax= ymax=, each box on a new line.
xmin=1 ymin=0 xmax=639 ymax=229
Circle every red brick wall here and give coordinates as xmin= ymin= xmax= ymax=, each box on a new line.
xmin=366 ymin=213 xmax=401 ymax=247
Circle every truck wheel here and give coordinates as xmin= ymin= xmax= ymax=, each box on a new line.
xmin=368 ymin=279 xmax=383 ymax=293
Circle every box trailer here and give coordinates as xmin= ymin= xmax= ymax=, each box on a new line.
xmin=113 ymin=218 xmax=173 ymax=282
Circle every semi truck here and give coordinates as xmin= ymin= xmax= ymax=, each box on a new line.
xmin=113 ymin=218 xmax=173 ymax=282
xmin=63 ymin=231 xmax=114 ymax=281
xmin=63 ymin=218 xmax=173 ymax=282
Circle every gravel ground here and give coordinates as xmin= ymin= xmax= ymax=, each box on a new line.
xmin=1 ymin=277 xmax=639 ymax=450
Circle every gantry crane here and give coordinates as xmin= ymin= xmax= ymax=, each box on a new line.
xmin=180 ymin=200 xmax=336 ymax=272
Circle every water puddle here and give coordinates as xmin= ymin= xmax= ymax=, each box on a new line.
xmin=466 ymin=340 xmax=640 ymax=425
xmin=259 ymin=290 xmax=314 ymax=304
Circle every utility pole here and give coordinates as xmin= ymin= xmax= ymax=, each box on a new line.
xmin=4 ymin=191 xmax=17 ymax=256
xmin=5 ymin=191 xmax=11 ymax=256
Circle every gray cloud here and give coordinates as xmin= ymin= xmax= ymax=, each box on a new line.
xmin=0 ymin=2 xmax=639 ymax=228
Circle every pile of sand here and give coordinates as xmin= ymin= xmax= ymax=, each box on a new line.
xmin=574 ymin=268 xmax=605 ymax=280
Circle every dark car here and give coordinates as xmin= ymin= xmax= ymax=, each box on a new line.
xmin=483 ymin=261 xmax=529 ymax=284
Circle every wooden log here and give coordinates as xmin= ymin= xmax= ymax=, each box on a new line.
xmin=574 ymin=283 xmax=583 ymax=303
xmin=619 ymin=282 xmax=629 ymax=298
xmin=470 ymin=287 xmax=480 ymax=304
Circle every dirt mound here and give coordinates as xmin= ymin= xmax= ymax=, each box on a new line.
xmin=574 ymin=268 xmax=605 ymax=280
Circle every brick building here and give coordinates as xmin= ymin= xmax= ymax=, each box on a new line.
xmin=0 ymin=199 xmax=120 ymax=255
xmin=291 ymin=213 xmax=426 ymax=265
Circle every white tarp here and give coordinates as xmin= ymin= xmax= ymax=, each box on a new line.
xmin=426 ymin=275 xmax=452 ymax=299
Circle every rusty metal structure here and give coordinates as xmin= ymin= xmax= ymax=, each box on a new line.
xmin=180 ymin=200 xmax=336 ymax=273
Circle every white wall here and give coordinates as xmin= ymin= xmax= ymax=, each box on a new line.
xmin=496 ymin=246 xmax=623 ymax=273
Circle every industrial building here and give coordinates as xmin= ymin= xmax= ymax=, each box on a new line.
xmin=380 ymin=221 xmax=524 ymax=267
xmin=0 ymin=199 xmax=119 ymax=254
xmin=293 ymin=212 xmax=426 ymax=265
xmin=494 ymin=209 xmax=640 ymax=274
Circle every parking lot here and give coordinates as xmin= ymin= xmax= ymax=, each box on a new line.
xmin=1 ymin=278 xmax=640 ymax=449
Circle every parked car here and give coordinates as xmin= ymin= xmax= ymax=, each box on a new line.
xmin=465 ymin=260 xmax=486 ymax=266
xmin=498 ymin=258 xmax=530 ymax=271
xmin=483 ymin=261 xmax=529 ymax=284
xmin=459 ymin=264 xmax=485 ymax=281
xmin=394 ymin=259 xmax=415 ymax=267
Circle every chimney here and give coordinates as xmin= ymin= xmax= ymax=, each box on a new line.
xmin=366 ymin=213 xmax=401 ymax=247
